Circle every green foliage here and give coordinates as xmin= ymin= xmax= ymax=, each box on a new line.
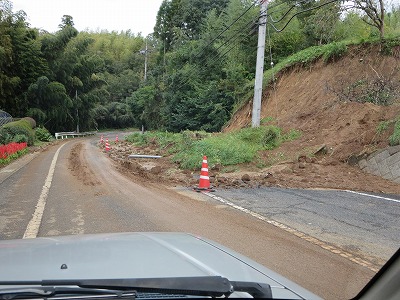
xmin=389 ymin=118 xmax=400 ymax=146
xmin=376 ymin=120 xmax=391 ymax=135
xmin=125 ymin=132 xmax=149 ymax=145
xmin=381 ymin=36 xmax=400 ymax=55
xmin=234 ymin=126 xmax=281 ymax=149
xmin=260 ymin=116 xmax=275 ymax=124
xmin=2 ymin=0 xmax=400 ymax=135
xmin=173 ymin=134 xmax=257 ymax=169
xmin=35 ymin=126 xmax=53 ymax=142
xmin=13 ymin=134 xmax=28 ymax=143
xmin=322 ymin=42 xmax=348 ymax=62
xmin=282 ymin=129 xmax=302 ymax=142
xmin=2 ymin=119 xmax=35 ymax=145
xmin=0 ymin=128 xmax=12 ymax=145
xmin=125 ymin=126 xmax=300 ymax=170
xmin=22 ymin=117 xmax=36 ymax=129
xmin=126 ymin=85 xmax=162 ymax=129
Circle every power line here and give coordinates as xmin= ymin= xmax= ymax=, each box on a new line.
xmin=268 ymin=0 xmax=314 ymax=23
xmin=168 ymin=13 xmax=259 ymax=92
xmin=191 ymin=0 xmax=258 ymax=61
xmin=164 ymin=0 xmax=342 ymax=93
xmin=267 ymin=0 xmax=341 ymax=32
xmin=171 ymin=24 xmax=257 ymax=91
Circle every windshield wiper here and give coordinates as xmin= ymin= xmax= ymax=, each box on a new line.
xmin=0 ymin=276 xmax=273 ymax=298
xmin=0 ymin=286 xmax=136 ymax=300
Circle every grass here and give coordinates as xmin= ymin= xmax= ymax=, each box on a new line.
xmin=389 ymin=117 xmax=400 ymax=146
xmin=374 ymin=116 xmax=400 ymax=146
xmin=125 ymin=126 xmax=301 ymax=170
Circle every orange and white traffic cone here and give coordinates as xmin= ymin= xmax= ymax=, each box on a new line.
xmin=105 ymin=138 xmax=110 ymax=152
xmin=194 ymin=156 xmax=214 ymax=192
xmin=100 ymin=135 xmax=104 ymax=143
xmin=115 ymin=135 xmax=119 ymax=143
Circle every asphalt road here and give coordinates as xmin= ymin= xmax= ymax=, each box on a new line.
xmin=0 ymin=135 xmax=389 ymax=299
xmin=213 ymin=187 xmax=400 ymax=266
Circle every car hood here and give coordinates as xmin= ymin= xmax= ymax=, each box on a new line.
xmin=0 ymin=232 xmax=321 ymax=299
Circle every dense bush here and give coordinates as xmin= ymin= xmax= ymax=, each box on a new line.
xmin=13 ymin=134 xmax=29 ymax=143
xmin=22 ymin=117 xmax=36 ymax=129
xmin=2 ymin=119 xmax=35 ymax=146
xmin=35 ymin=127 xmax=53 ymax=142
xmin=0 ymin=128 xmax=12 ymax=145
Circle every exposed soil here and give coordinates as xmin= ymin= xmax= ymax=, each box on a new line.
xmin=106 ymin=44 xmax=400 ymax=194
xmin=68 ymin=143 xmax=101 ymax=186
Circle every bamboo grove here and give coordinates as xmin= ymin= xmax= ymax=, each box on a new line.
xmin=1 ymin=0 xmax=399 ymax=133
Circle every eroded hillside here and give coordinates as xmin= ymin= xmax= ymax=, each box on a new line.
xmin=106 ymin=44 xmax=400 ymax=194
xmin=219 ymin=44 xmax=400 ymax=193
xmin=226 ymin=44 xmax=400 ymax=160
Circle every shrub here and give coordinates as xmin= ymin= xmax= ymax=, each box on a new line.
xmin=22 ymin=117 xmax=36 ymax=129
xmin=35 ymin=126 xmax=53 ymax=142
xmin=13 ymin=134 xmax=28 ymax=143
xmin=3 ymin=119 xmax=35 ymax=146
xmin=125 ymin=132 xmax=148 ymax=145
xmin=389 ymin=118 xmax=400 ymax=146
xmin=323 ymin=42 xmax=348 ymax=62
xmin=0 ymin=128 xmax=12 ymax=145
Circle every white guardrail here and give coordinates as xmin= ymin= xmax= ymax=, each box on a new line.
xmin=54 ymin=132 xmax=96 ymax=139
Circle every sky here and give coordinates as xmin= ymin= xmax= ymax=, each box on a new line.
xmin=11 ymin=0 xmax=164 ymax=36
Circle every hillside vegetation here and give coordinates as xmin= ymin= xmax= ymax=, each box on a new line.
xmin=1 ymin=0 xmax=400 ymax=134
xmin=116 ymin=40 xmax=400 ymax=194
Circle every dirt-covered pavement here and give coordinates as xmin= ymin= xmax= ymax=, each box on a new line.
xmin=102 ymin=139 xmax=400 ymax=195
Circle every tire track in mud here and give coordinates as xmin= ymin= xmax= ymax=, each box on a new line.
xmin=68 ymin=142 xmax=101 ymax=186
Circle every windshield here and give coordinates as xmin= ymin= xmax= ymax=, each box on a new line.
xmin=1 ymin=0 xmax=399 ymax=299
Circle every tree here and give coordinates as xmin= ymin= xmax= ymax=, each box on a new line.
xmin=59 ymin=15 xmax=74 ymax=29
xmin=154 ymin=0 xmax=230 ymax=51
xmin=350 ymin=0 xmax=386 ymax=40
xmin=302 ymin=1 xmax=341 ymax=45
xmin=126 ymin=85 xmax=163 ymax=129
xmin=0 ymin=0 xmax=48 ymax=116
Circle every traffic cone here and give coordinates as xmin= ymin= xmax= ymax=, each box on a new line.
xmin=115 ymin=135 xmax=119 ymax=143
xmin=100 ymin=135 xmax=104 ymax=143
xmin=105 ymin=138 xmax=110 ymax=152
xmin=194 ymin=156 xmax=214 ymax=192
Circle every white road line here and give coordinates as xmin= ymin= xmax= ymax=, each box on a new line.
xmin=23 ymin=143 xmax=66 ymax=239
xmin=202 ymin=191 xmax=380 ymax=272
xmin=345 ymin=190 xmax=400 ymax=203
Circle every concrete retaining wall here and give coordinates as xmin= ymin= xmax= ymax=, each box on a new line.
xmin=358 ymin=145 xmax=400 ymax=183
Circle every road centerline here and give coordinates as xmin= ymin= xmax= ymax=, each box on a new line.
xmin=23 ymin=143 xmax=67 ymax=239
xmin=345 ymin=190 xmax=400 ymax=203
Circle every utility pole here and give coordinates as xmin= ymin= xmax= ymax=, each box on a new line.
xmin=75 ymin=90 xmax=79 ymax=133
xmin=144 ymin=38 xmax=148 ymax=81
xmin=252 ymin=0 xmax=268 ymax=128
xmin=140 ymin=39 xmax=148 ymax=81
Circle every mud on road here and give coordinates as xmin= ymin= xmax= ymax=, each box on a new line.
xmin=64 ymin=138 xmax=377 ymax=300
xmin=100 ymin=139 xmax=400 ymax=195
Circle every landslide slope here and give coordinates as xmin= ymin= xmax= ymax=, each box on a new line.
xmin=107 ymin=43 xmax=400 ymax=194
xmin=222 ymin=43 xmax=400 ymax=193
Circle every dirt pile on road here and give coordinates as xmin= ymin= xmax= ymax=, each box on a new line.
xmin=105 ymin=44 xmax=400 ymax=194
xmin=103 ymin=139 xmax=400 ymax=195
